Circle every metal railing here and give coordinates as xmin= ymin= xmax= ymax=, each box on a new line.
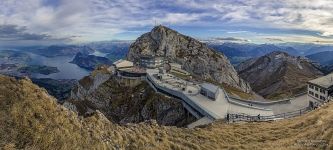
xmin=227 ymin=107 xmax=312 ymax=122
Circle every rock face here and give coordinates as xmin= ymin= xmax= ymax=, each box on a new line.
xmin=68 ymin=67 xmax=195 ymax=126
xmin=127 ymin=25 xmax=251 ymax=92
xmin=237 ymin=51 xmax=323 ymax=99
xmin=70 ymin=52 xmax=113 ymax=70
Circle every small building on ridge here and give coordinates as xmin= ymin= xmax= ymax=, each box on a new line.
xmin=200 ymin=83 xmax=220 ymax=100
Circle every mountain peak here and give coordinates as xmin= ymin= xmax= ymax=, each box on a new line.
xmin=237 ymin=51 xmax=323 ymax=99
xmin=127 ymin=26 xmax=251 ymax=92
xmin=152 ymin=25 xmax=173 ymax=32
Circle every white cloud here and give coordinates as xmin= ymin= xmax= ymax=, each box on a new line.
xmin=1 ymin=0 xmax=333 ymax=44
xmin=156 ymin=13 xmax=204 ymax=25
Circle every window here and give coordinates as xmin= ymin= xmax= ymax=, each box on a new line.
xmin=320 ymin=96 xmax=326 ymax=100
xmin=200 ymin=89 xmax=207 ymax=96
xmin=315 ymin=94 xmax=318 ymax=98
xmin=320 ymin=89 xmax=325 ymax=94
xmin=309 ymin=91 xmax=314 ymax=95
xmin=315 ymin=87 xmax=318 ymax=91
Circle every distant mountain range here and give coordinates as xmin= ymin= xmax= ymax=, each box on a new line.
xmin=85 ymin=41 xmax=131 ymax=62
xmin=29 ymin=45 xmax=95 ymax=57
xmin=208 ymin=43 xmax=300 ymax=65
xmin=306 ymin=51 xmax=333 ymax=74
xmin=306 ymin=51 xmax=333 ymax=66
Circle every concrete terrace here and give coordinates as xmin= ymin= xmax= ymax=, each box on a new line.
xmin=229 ymin=94 xmax=321 ymax=115
xmin=146 ymin=69 xmax=274 ymax=121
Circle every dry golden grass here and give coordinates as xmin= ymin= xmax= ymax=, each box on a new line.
xmin=0 ymin=75 xmax=332 ymax=149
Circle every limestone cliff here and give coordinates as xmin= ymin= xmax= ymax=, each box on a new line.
xmin=67 ymin=67 xmax=195 ymax=126
xmin=127 ymin=25 xmax=251 ymax=92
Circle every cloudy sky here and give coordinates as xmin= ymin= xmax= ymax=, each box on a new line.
xmin=1 ymin=0 xmax=333 ymax=46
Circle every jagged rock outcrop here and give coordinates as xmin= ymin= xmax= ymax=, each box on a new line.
xmin=237 ymin=51 xmax=323 ymax=99
xmin=127 ymin=25 xmax=251 ymax=92
xmin=68 ymin=67 xmax=195 ymax=126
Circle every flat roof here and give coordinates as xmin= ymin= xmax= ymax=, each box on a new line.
xmin=308 ymin=73 xmax=333 ymax=89
xmin=113 ymin=59 xmax=134 ymax=68
xmin=118 ymin=66 xmax=146 ymax=73
xmin=200 ymin=83 xmax=219 ymax=93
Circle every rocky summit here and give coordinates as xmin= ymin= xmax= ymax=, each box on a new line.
xmin=237 ymin=51 xmax=323 ymax=99
xmin=127 ymin=25 xmax=251 ymax=92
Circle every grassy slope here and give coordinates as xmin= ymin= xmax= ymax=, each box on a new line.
xmin=0 ymin=75 xmax=332 ymax=149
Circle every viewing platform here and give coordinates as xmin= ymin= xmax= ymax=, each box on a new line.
xmin=146 ymin=69 xmax=274 ymax=121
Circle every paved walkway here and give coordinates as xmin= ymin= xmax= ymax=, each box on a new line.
xmin=229 ymin=94 xmax=321 ymax=115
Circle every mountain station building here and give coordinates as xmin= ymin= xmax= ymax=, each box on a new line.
xmin=139 ymin=55 xmax=164 ymax=68
xmin=307 ymin=73 xmax=333 ymax=103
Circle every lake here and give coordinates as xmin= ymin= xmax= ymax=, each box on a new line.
xmin=27 ymin=52 xmax=91 ymax=80
xmin=0 ymin=49 xmax=113 ymax=80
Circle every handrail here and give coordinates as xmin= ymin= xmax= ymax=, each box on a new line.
xmin=228 ymin=91 xmax=308 ymax=105
xmin=228 ymin=96 xmax=291 ymax=105
xmin=227 ymin=107 xmax=312 ymax=122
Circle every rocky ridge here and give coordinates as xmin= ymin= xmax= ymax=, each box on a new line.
xmin=127 ymin=25 xmax=251 ymax=92
xmin=237 ymin=51 xmax=323 ymax=99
